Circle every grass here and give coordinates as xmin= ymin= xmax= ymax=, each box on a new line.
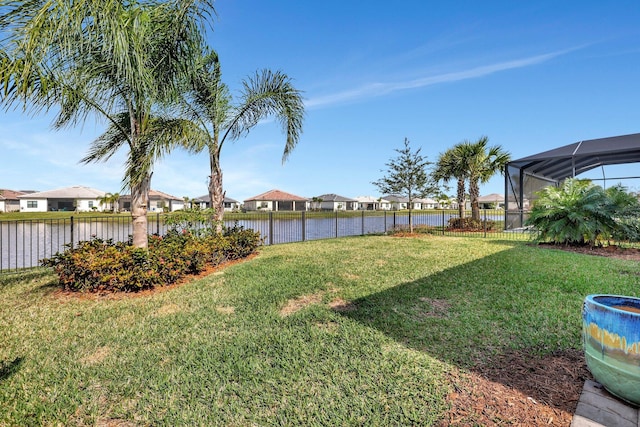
xmin=1 ymin=235 xmax=639 ymax=425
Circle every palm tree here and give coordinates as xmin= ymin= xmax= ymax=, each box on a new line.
xmin=433 ymin=146 xmax=468 ymax=219
xmin=110 ymin=192 xmax=121 ymax=214
xmin=433 ymin=137 xmax=510 ymax=223
xmin=459 ymin=136 xmax=511 ymax=221
xmin=0 ymin=0 xmax=213 ymax=248
xmin=183 ymin=50 xmax=304 ymax=228
xmin=98 ymin=193 xmax=114 ymax=212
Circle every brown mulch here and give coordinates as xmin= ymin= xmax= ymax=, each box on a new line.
xmin=537 ymin=242 xmax=640 ymax=261
xmin=440 ymin=349 xmax=590 ymax=426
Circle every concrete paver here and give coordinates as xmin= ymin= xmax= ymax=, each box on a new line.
xmin=571 ymin=380 xmax=639 ymax=427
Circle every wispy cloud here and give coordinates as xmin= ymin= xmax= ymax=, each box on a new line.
xmin=305 ymin=48 xmax=578 ymax=108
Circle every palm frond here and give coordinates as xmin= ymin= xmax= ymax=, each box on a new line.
xmin=224 ymin=69 xmax=304 ymax=162
xmin=80 ymin=112 xmax=131 ymax=164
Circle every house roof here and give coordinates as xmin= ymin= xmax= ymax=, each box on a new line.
xmin=148 ymin=190 xmax=182 ymax=201
xmin=194 ymin=195 xmax=239 ymax=203
xmin=17 ymin=186 xmax=106 ymax=199
xmin=245 ymin=189 xmax=308 ymax=202
xmin=315 ymin=193 xmax=356 ymax=202
xmin=478 ymin=193 xmax=504 ymax=202
xmin=507 ymin=132 xmax=640 ymax=181
xmin=383 ymin=194 xmax=410 ymax=203
xmin=0 ymin=189 xmax=28 ymax=201
xmin=415 ymin=197 xmax=438 ymax=203
xmin=120 ymin=189 xmax=183 ymax=201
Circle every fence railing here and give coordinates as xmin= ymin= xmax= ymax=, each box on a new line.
xmin=0 ymin=209 xmax=533 ymax=272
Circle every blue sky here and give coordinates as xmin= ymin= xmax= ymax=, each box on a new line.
xmin=2 ymin=1 xmax=640 ymax=201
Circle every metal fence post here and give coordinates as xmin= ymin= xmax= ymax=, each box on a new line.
xmin=384 ymin=211 xmax=387 ymax=233
xmin=302 ymin=211 xmax=306 ymax=241
xmin=157 ymin=213 xmax=160 ymax=235
xmin=335 ymin=211 xmax=338 ymax=238
xmin=70 ymin=216 xmax=75 ymax=249
xmin=442 ymin=210 xmax=445 ymax=235
xmin=393 ymin=212 xmax=396 ymax=230
xmin=361 ymin=211 xmax=365 ymax=235
xmin=483 ymin=209 xmax=487 ymax=238
xmin=269 ymin=212 xmax=273 ymax=245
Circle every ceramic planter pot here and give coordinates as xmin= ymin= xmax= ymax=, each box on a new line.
xmin=583 ymin=294 xmax=640 ymax=406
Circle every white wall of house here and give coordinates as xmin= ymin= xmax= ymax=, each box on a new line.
xmin=390 ymin=202 xmax=408 ymax=210
xmin=76 ymin=199 xmax=104 ymax=212
xmin=170 ymin=201 xmax=185 ymax=212
xmin=244 ymin=200 xmax=273 ymax=211
xmin=20 ymin=198 xmax=48 ymax=212
xmin=320 ymin=201 xmax=345 ymax=211
xmin=4 ymin=201 xmax=19 ymax=212
xmin=0 ymin=200 xmax=4 ymax=212
xmin=148 ymin=199 xmax=184 ymax=212
xmin=224 ymin=202 xmax=240 ymax=211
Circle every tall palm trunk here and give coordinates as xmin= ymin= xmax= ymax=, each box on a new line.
xmin=208 ymin=149 xmax=225 ymax=233
xmin=456 ymin=177 xmax=466 ymax=219
xmin=129 ymin=116 xmax=150 ymax=248
xmin=131 ymin=174 xmax=150 ymax=247
xmin=470 ymin=179 xmax=480 ymax=221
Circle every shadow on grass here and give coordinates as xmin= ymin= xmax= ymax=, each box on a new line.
xmin=339 ymin=243 xmax=591 ymax=415
xmin=0 ymin=357 xmax=24 ymax=382
xmin=0 ymin=268 xmax=54 ymax=287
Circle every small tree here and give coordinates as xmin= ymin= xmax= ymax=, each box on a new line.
xmin=372 ymin=138 xmax=438 ymax=233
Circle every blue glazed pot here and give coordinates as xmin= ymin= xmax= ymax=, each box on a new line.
xmin=583 ymin=294 xmax=640 ymax=406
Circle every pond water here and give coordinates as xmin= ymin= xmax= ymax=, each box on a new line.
xmin=1 ymin=211 xmax=502 ymax=270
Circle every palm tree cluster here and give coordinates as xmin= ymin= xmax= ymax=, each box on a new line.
xmin=432 ymin=136 xmax=511 ymax=223
xmin=0 ymin=0 xmax=304 ymax=248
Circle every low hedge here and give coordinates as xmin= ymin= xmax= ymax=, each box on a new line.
xmin=41 ymin=226 xmax=262 ymax=293
xmin=447 ymin=217 xmax=496 ymax=231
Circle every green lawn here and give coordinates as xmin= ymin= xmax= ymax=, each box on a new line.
xmin=1 ymin=236 xmax=639 ymax=425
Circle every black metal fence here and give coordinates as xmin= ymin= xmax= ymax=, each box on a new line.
xmin=0 ymin=210 xmax=533 ymax=272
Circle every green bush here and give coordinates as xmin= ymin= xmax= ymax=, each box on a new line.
xmin=41 ymin=226 xmax=262 ymax=292
xmin=526 ymin=179 xmax=640 ymax=246
xmin=222 ymin=222 xmax=263 ymax=259
xmin=41 ymin=238 xmax=162 ymax=292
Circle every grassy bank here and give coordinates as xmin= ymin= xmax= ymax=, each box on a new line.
xmin=1 ymin=236 xmax=638 ymax=425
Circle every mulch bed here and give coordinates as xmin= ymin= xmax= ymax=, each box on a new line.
xmin=537 ymin=242 xmax=640 ymax=261
xmin=440 ymin=349 xmax=590 ymax=426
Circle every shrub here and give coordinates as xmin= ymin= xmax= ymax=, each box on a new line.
xmin=41 ymin=225 xmax=262 ymax=293
xmin=41 ymin=238 xmax=162 ymax=292
xmin=526 ymin=179 xmax=640 ymax=246
xmin=222 ymin=222 xmax=263 ymax=260
xmin=447 ymin=217 xmax=496 ymax=231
